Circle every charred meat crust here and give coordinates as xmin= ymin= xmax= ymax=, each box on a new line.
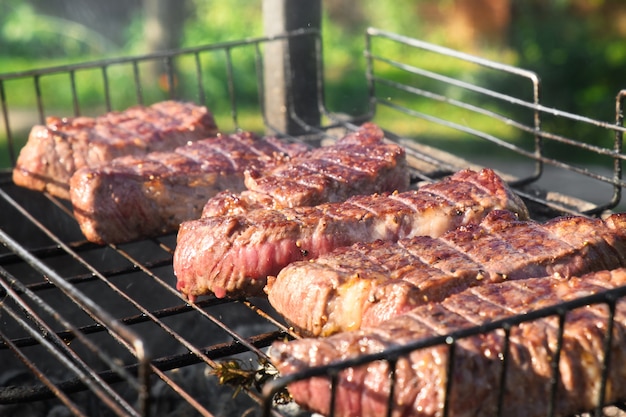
xmin=200 ymin=123 xmax=411 ymax=217
xmin=271 ymin=268 xmax=626 ymax=417
xmin=174 ymin=168 xmax=528 ymax=300
xmin=267 ymin=210 xmax=626 ymax=336
xmin=12 ymin=101 xmax=218 ymax=199
xmin=69 ymin=132 xmax=308 ymax=245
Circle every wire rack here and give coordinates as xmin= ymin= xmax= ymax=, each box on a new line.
xmin=0 ymin=27 xmax=625 ymax=417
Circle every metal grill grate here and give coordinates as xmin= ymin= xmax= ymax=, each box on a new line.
xmin=359 ymin=28 xmax=626 ymax=217
xmin=0 ymin=27 xmax=625 ymax=417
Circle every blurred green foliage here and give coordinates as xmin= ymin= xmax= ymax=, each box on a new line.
xmin=1 ymin=0 xmax=625 ymax=169
xmin=509 ymin=2 xmax=625 ymax=120
xmin=2 ymin=0 xmax=624 ymax=113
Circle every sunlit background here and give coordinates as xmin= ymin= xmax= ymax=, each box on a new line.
xmin=1 ymin=0 xmax=625 ymax=171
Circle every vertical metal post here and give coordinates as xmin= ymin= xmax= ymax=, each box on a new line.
xmin=262 ymin=0 xmax=321 ymax=135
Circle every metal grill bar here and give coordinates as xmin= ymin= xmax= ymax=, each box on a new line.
xmin=0 ymin=187 xmax=292 ymax=416
xmin=1 ymin=27 xmax=626 ymax=417
xmin=547 ymin=311 xmax=567 ymax=417
xmin=69 ymin=70 xmax=79 ymax=117
xmin=495 ymin=325 xmax=512 ymax=417
xmin=385 ymin=358 xmax=398 ymax=417
xmin=102 ymin=66 xmax=112 ymax=112
xmin=262 ymin=285 xmax=626 ymax=415
xmin=596 ymin=299 xmax=618 ymax=417
xmin=0 ymin=228 xmax=150 ymax=416
xmin=0 ymin=269 xmax=139 ymax=417
xmin=1 ymin=198 xmax=290 ymax=414
xmin=362 ymin=27 xmax=626 ymax=215
xmin=0 ymin=28 xmax=319 ymax=163
xmin=0 ymin=81 xmax=15 ymax=166
xmin=33 ymin=75 xmax=44 ymax=124
xmin=0 ymin=326 xmax=86 ymax=416
xmin=0 ymin=265 xmax=140 ymax=392
xmin=442 ymin=339 xmax=456 ymax=417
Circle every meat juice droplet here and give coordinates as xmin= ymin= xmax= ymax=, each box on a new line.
xmin=213 ymin=286 xmax=227 ymax=299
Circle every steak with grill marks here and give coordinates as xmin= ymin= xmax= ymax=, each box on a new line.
xmin=70 ymin=132 xmax=308 ymax=245
xmin=12 ymin=101 xmax=218 ymax=199
xmin=173 ymin=168 xmax=529 ymax=300
xmin=200 ymin=123 xmax=410 ymax=217
xmin=270 ymin=268 xmax=626 ymax=417
xmin=267 ymin=210 xmax=626 ymax=336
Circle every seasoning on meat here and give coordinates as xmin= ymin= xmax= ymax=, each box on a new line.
xmin=201 ymin=123 xmax=410 ymax=217
xmin=70 ymin=132 xmax=308 ymax=245
xmin=12 ymin=101 xmax=218 ymax=199
xmin=173 ymin=168 xmax=529 ymax=300
xmin=270 ymin=267 xmax=626 ymax=417
xmin=267 ymin=210 xmax=626 ymax=336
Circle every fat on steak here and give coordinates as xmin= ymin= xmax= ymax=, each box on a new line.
xmin=173 ymin=168 xmax=529 ymax=300
xmin=267 ymin=210 xmax=626 ymax=336
xmin=70 ymin=132 xmax=308 ymax=245
xmin=270 ymin=268 xmax=626 ymax=417
xmin=201 ymin=123 xmax=410 ymax=217
xmin=12 ymin=101 xmax=218 ymax=199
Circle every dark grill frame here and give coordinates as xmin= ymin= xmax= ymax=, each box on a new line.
xmin=0 ymin=27 xmax=626 ymax=417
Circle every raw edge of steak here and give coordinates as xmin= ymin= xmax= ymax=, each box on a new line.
xmin=174 ymin=168 xmax=528 ymax=301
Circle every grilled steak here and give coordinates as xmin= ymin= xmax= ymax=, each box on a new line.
xmin=70 ymin=132 xmax=308 ymax=245
xmin=267 ymin=211 xmax=626 ymax=336
xmin=201 ymin=123 xmax=410 ymax=217
xmin=270 ymin=268 xmax=626 ymax=417
xmin=174 ymin=168 xmax=529 ymax=300
xmin=13 ymin=101 xmax=218 ymax=199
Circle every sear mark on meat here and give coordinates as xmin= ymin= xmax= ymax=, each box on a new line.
xmin=69 ymin=132 xmax=308 ymax=245
xmin=270 ymin=267 xmax=626 ymax=417
xmin=267 ymin=210 xmax=626 ymax=336
xmin=173 ymin=168 xmax=528 ymax=300
xmin=13 ymin=101 xmax=218 ymax=199
xmin=200 ymin=123 xmax=411 ymax=217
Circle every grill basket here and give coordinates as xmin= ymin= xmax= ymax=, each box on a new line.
xmin=1 ymin=27 xmax=625 ymax=417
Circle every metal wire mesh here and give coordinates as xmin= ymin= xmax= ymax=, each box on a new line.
xmin=0 ymin=27 xmax=625 ymax=417
xmin=358 ymin=28 xmax=626 ymax=216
